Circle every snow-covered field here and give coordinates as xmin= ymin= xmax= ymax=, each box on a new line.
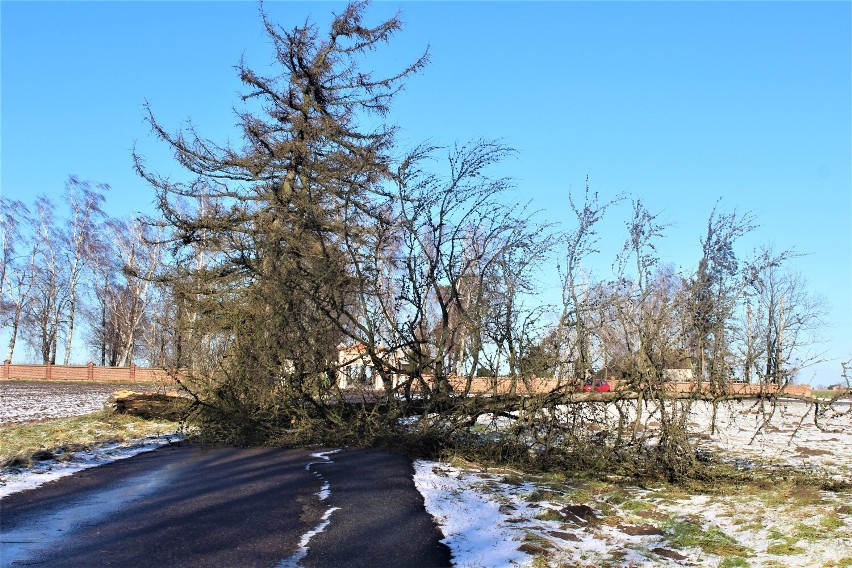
xmin=690 ymin=398 xmax=852 ymax=480
xmin=0 ymin=380 xmax=165 ymax=424
xmin=415 ymin=458 xmax=852 ymax=567
xmin=414 ymin=399 xmax=852 ymax=567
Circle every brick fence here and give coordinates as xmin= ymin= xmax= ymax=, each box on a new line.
xmin=2 ymin=360 xmax=176 ymax=384
xmin=3 ymin=360 xmax=810 ymax=396
xmin=444 ymin=375 xmax=565 ymax=395
xmin=663 ymin=381 xmax=812 ymax=398
xmin=440 ymin=375 xmax=812 ymax=398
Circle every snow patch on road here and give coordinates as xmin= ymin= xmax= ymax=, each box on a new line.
xmin=277 ymin=506 xmax=341 ymax=568
xmin=277 ymin=449 xmax=341 ymax=568
xmin=317 ymin=480 xmax=331 ymax=501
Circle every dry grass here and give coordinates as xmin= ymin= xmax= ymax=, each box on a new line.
xmin=0 ymin=410 xmax=181 ymax=467
xmin=418 ymin=450 xmax=852 ymax=567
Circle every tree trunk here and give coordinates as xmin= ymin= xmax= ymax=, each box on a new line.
xmin=40 ymin=314 xmax=51 ymax=364
xmin=744 ymin=302 xmax=753 ymax=383
xmin=100 ymin=294 xmax=107 ymax=366
xmin=775 ymin=295 xmax=785 ymax=384
xmin=5 ymin=308 xmax=21 ymax=361
xmin=63 ymin=286 xmax=77 ymax=365
xmin=765 ymin=288 xmax=776 ymax=383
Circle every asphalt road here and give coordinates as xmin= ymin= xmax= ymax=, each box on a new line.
xmin=0 ymin=445 xmax=451 ymax=568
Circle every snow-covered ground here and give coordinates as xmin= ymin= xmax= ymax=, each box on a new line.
xmin=414 ymin=399 xmax=852 ymax=567
xmin=690 ymin=398 xmax=852 ymax=479
xmin=0 ymin=380 xmax=165 ymax=424
xmin=415 ymin=460 xmax=530 ymax=567
xmin=0 ymin=380 xmax=183 ymax=498
xmin=0 ymin=435 xmax=180 ymax=498
xmin=415 ymin=458 xmax=852 ymax=567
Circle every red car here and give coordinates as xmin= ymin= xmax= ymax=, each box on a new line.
xmin=581 ymin=379 xmax=611 ymax=392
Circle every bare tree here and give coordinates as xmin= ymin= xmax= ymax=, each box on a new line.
xmin=327 ymin=141 xmax=549 ymax=397
xmin=389 ymin=142 xmax=555 ymax=395
xmin=743 ymin=247 xmax=826 ymax=385
xmin=5 ymin=183 xmax=106 ymax=365
xmin=24 ymin=196 xmax=68 ymax=364
xmin=687 ymin=204 xmax=756 ymax=386
xmin=112 ymin=219 xmax=161 ymax=365
xmin=60 ymin=177 xmax=107 ymax=365
xmin=610 ymin=199 xmax=670 ymax=384
xmin=1 ymin=198 xmax=28 ymax=297
xmin=2 ymin=199 xmax=37 ymax=361
xmin=137 ymin=282 xmax=177 ymax=367
xmin=88 ymin=217 xmax=164 ymax=366
xmin=559 ymin=181 xmax=624 ymax=383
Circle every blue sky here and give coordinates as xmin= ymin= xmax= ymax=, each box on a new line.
xmin=2 ymin=1 xmax=850 ymax=384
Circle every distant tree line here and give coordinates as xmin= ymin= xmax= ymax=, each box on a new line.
xmin=551 ymin=191 xmax=827 ymax=392
xmin=1 ymin=181 xmax=169 ymax=367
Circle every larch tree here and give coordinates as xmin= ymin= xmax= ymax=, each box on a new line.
xmin=134 ymin=2 xmax=427 ymax=439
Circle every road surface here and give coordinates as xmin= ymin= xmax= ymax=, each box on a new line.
xmin=0 ymin=445 xmax=451 ymax=567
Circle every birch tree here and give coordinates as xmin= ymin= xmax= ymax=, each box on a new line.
xmin=107 ymin=217 xmax=164 ymax=366
xmin=25 ymin=196 xmax=68 ymax=364
xmin=60 ymin=177 xmax=107 ymax=364
xmin=1 ymin=199 xmax=37 ymax=361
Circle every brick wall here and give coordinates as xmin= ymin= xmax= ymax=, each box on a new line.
xmin=7 ymin=359 xmax=808 ymax=395
xmin=432 ymin=374 xmax=812 ymax=398
xmin=445 ymin=375 xmax=567 ymax=395
xmin=2 ymin=360 xmax=176 ymax=384
xmin=664 ymin=381 xmax=812 ymax=397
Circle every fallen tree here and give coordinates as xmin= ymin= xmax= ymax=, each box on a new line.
xmin=110 ymin=390 xmax=192 ymax=422
xmin=131 ymin=2 xmax=842 ymax=484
